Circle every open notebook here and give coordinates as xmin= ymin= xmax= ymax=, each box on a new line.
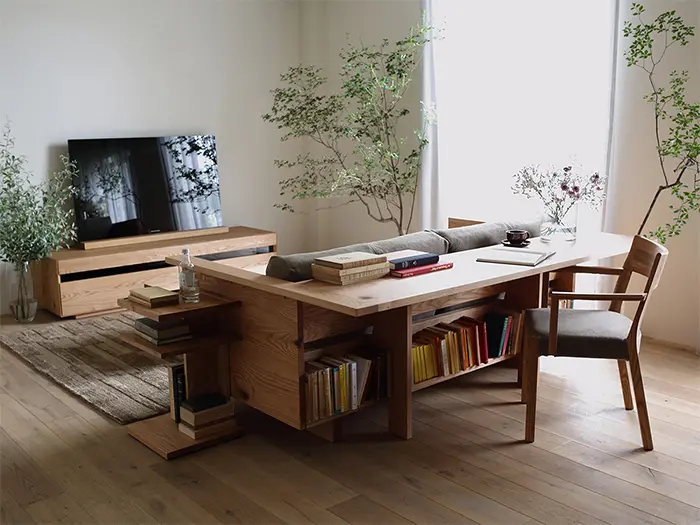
xmin=476 ymin=247 xmax=556 ymax=267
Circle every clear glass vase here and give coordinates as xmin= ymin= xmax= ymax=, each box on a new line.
xmin=541 ymin=203 xmax=578 ymax=243
xmin=10 ymin=262 xmax=38 ymax=323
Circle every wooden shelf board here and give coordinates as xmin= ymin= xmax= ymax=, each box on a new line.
xmin=412 ymin=353 xmax=518 ymax=392
xmin=305 ymin=399 xmax=379 ymax=429
xmin=116 ymin=293 xmax=239 ymax=322
xmin=127 ymin=413 xmax=243 ymax=460
xmin=118 ymin=332 xmax=227 ymax=359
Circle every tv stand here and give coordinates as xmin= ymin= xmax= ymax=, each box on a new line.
xmin=78 ymin=226 xmax=230 ymax=250
xmin=33 ymin=226 xmax=276 ymax=318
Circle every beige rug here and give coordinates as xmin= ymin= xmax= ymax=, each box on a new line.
xmin=0 ymin=312 xmax=176 ymax=424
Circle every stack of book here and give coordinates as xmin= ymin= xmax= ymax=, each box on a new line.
xmin=129 ymin=286 xmax=179 ymax=307
xmin=133 ymin=317 xmax=191 ymax=346
xmin=411 ymin=312 xmax=520 ymax=385
xmin=311 ymin=252 xmax=390 ymax=285
xmin=388 ymin=250 xmax=453 ymax=278
xmin=167 ymin=364 xmax=236 ymax=439
xmin=304 ymin=352 xmax=387 ymax=424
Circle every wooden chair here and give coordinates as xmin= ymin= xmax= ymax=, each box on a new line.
xmin=520 ymin=235 xmax=668 ymax=450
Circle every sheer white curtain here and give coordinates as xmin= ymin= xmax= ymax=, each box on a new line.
xmin=422 ymin=0 xmax=618 ymax=233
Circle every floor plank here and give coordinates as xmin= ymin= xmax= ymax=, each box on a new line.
xmin=328 ymin=495 xmax=412 ymax=525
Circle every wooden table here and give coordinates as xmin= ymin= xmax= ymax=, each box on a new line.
xmin=166 ymin=233 xmax=633 ymax=441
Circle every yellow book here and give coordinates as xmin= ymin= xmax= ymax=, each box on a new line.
xmin=418 ymin=345 xmax=425 ymax=381
xmin=426 ymin=344 xmax=435 ymax=379
xmin=421 ymin=345 xmax=429 ymax=381
xmin=425 ymin=345 xmax=432 ymax=381
xmin=412 ymin=345 xmax=419 ymax=384
xmin=450 ymin=332 xmax=459 ymax=374
xmin=339 ymin=363 xmax=347 ymax=411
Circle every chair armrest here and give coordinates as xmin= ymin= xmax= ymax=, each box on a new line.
xmin=550 ymin=291 xmax=647 ymax=302
xmin=557 ymin=265 xmax=625 ymax=276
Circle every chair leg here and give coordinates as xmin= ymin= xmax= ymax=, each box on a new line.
xmin=617 ymin=360 xmax=634 ymax=410
xmin=628 ymin=352 xmax=654 ymax=451
xmin=523 ymin=337 xmax=539 ymax=443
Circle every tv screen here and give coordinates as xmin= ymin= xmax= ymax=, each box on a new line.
xmin=68 ymin=135 xmax=223 ymax=242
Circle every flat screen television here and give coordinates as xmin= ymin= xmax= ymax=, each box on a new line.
xmin=68 ymin=135 xmax=223 ymax=242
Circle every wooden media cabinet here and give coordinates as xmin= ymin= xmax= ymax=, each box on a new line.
xmin=32 ymin=226 xmax=276 ymax=318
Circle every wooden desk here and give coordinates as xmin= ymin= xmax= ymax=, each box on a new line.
xmin=170 ymin=233 xmax=632 ymax=441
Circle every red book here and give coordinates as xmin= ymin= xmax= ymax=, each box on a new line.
xmin=390 ymin=262 xmax=454 ymax=278
xmin=501 ymin=316 xmax=513 ymax=356
xmin=478 ymin=322 xmax=489 ymax=364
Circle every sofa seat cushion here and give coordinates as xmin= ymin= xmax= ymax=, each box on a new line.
xmin=265 ymin=230 xmax=449 ymax=282
xmin=433 ymin=219 xmax=541 ymax=253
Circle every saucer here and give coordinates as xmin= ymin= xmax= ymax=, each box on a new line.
xmin=501 ymin=239 xmax=531 ymax=248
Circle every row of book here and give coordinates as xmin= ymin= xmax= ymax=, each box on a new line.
xmin=310 ymin=250 xmax=453 ymax=286
xmin=167 ymin=363 xmax=235 ymax=439
xmin=304 ymin=352 xmax=387 ymax=424
xmin=412 ymin=312 xmax=521 ymax=384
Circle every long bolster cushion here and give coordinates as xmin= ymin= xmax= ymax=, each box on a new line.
xmin=432 ymin=219 xmax=541 ymax=253
xmin=265 ymin=230 xmax=449 ymax=282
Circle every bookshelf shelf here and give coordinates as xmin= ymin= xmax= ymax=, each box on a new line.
xmin=118 ymin=332 xmax=228 ymax=360
xmin=116 ymin=293 xmax=239 ymax=323
xmin=305 ymin=399 xmax=379 ymax=429
xmin=127 ymin=413 xmax=243 ymax=460
xmin=412 ymin=353 xmax=518 ymax=392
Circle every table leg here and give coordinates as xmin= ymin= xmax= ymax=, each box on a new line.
xmin=372 ymin=306 xmax=412 ymax=439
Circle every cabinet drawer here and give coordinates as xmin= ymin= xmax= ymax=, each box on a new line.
xmin=60 ymin=266 xmax=178 ymax=317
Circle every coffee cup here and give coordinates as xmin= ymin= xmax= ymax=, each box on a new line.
xmin=506 ymin=229 xmax=529 ymax=245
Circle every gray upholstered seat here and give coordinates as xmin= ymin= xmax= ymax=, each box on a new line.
xmin=525 ymin=308 xmax=632 ymax=359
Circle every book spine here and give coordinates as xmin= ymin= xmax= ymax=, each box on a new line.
xmin=441 ymin=339 xmax=449 ymax=376
xmin=323 ymin=368 xmax=333 ymax=417
xmin=480 ymin=323 xmax=489 ymax=363
xmin=348 ymin=360 xmax=358 ymax=410
xmin=134 ymin=320 xmax=158 ymax=339
xmin=332 ymin=367 xmax=341 ymax=413
xmin=390 ymin=262 xmax=454 ymax=278
xmin=499 ymin=318 xmax=510 ymax=357
xmin=391 ymin=254 xmax=439 ymax=270
xmin=174 ymin=367 xmax=186 ymax=423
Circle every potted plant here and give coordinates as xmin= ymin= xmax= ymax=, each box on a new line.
xmin=263 ymin=21 xmax=435 ymax=236
xmin=0 ymin=124 xmax=77 ymax=322
xmin=512 ymin=163 xmax=606 ymax=242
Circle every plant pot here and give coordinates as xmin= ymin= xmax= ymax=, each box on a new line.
xmin=541 ymin=202 xmax=578 ymax=243
xmin=9 ymin=261 xmax=38 ymax=323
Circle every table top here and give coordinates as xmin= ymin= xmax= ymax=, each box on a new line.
xmin=177 ymin=233 xmax=633 ymax=317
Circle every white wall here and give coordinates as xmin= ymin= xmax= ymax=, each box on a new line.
xmin=0 ymin=0 xmax=306 ymax=313
xmin=299 ymin=0 xmax=423 ymax=250
xmin=608 ymin=0 xmax=700 ymax=350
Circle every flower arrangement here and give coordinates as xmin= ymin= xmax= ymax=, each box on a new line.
xmin=512 ymin=164 xmax=607 ymax=241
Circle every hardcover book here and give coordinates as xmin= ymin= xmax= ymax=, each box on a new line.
xmin=129 ymin=286 xmax=179 ymax=306
xmin=389 ymin=252 xmax=439 ymax=270
xmin=390 ymin=262 xmax=454 ymax=278
xmin=133 ymin=330 xmax=192 ymax=346
xmin=312 ymin=266 xmax=389 ymax=285
xmin=313 ymin=252 xmax=387 ymax=270
xmin=134 ymin=317 xmax=190 ymax=340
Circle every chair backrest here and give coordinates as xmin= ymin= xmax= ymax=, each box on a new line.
xmin=610 ymin=235 xmax=669 ymax=329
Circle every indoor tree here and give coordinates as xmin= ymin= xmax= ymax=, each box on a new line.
xmin=263 ymin=22 xmax=434 ymax=236
xmin=0 ymin=124 xmax=77 ymax=322
xmin=624 ymin=3 xmax=699 ymax=243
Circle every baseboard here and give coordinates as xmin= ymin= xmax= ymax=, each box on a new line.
xmin=642 ymin=335 xmax=699 ymax=355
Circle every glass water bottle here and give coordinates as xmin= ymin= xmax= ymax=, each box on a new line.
xmin=178 ymin=248 xmax=200 ymax=303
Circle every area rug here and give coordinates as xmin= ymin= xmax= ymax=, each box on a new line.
xmin=0 ymin=312 xmax=176 ymax=424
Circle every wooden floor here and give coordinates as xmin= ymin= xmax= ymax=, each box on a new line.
xmin=1 ymin=314 xmax=699 ymax=524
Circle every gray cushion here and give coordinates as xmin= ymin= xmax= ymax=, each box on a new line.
xmin=433 ymin=219 xmax=541 ymax=253
xmin=266 ymin=230 xmax=449 ymax=282
xmin=265 ymin=242 xmax=376 ymax=282
xmin=525 ymin=308 xmax=632 ymax=359
xmin=366 ymin=230 xmax=449 ymax=257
